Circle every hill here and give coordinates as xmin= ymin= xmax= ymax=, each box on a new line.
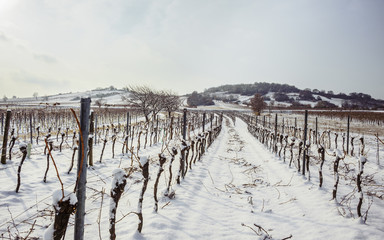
xmin=0 ymin=87 xmax=126 ymax=108
xmin=198 ymin=82 xmax=384 ymax=110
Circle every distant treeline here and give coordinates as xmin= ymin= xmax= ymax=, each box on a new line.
xmin=204 ymin=82 xmax=299 ymax=96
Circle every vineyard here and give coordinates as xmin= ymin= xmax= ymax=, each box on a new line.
xmin=1 ymin=101 xmax=384 ymax=239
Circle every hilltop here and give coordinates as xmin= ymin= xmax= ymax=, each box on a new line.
xmin=194 ymin=82 xmax=384 ymax=110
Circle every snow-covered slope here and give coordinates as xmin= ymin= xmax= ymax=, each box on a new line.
xmin=2 ymin=89 xmax=126 ymax=107
xmin=207 ymin=91 xmax=349 ymax=108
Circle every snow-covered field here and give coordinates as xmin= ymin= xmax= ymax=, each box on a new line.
xmin=1 ymin=89 xmax=126 ymax=108
xmin=1 ymin=114 xmax=383 ymax=239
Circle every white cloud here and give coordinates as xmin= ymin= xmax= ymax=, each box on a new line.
xmin=33 ymin=53 xmax=57 ymax=64
xmin=0 ymin=31 xmax=9 ymax=42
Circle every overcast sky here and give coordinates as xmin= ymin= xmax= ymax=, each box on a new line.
xmin=1 ymin=0 xmax=383 ymax=99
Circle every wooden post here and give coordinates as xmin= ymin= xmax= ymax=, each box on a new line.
xmin=170 ymin=116 xmax=174 ymax=140
xmin=1 ymin=112 xmax=3 ymax=135
xmin=1 ymin=110 xmax=11 ymax=164
xmin=302 ymin=110 xmax=308 ymax=175
xmin=346 ymin=116 xmax=350 ymax=154
xmin=181 ymin=108 xmax=187 ymax=178
xmin=155 ymin=116 xmax=158 ymax=144
xmin=210 ymin=113 xmax=213 ymax=131
xmin=126 ymin=112 xmax=130 ymax=149
xmin=274 ymin=114 xmax=278 ymax=152
xmin=203 ymin=112 xmax=206 ymax=132
xmin=94 ymin=114 xmax=98 ymax=145
xmin=127 ymin=112 xmax=129 ymax=136
xmin=183 ymin=109 xmax=187 ymax=140
xmin=89 ymin=111 xmax=94 ymax=166
xmin=315 ymin=117 xmax=318 ymax=145
xmin=55 ymin=113 xmax=58 ymax=132
xmin=74 ymin=98 xmax=91 ymax=240
xmin=29 ymin=113 xmax=33 ymax=144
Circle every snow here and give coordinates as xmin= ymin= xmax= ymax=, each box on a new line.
xmin=52 ymin=189 xmax=77 ymax=209
xmin=139 ymin=155 xmax=149 ymax=166
xmin=191 ymin=100 xmax=249 ymax=111
xmin=334 ymin=149 xmax=344 ymax=158
xmin=360 ymin=156 xmax=367 ymax=165
xmin=43 ymin=224 xmax=54 ymax=240
xmin=299 ymin=100 xmax=317 ymax=107
xmin=4 ymin=89 xmax=126 ymax=107
xmin=180 ymin=140 xmax=189 ymax=151
xmin=111 ymin=168 xmax=127 ymax=186
xmin=329 ymin=97 xmax=345 ymax=107
xmin=19 ymin=142 xmax=27 ymax=148
xmin=1 ymin=114 xmax=383 ymax=239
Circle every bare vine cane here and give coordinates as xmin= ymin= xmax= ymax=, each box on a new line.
xmin=128 ymin=147 xmax=149 ymax=232
xmin=154 ymin=144 xmax=168 ymax=213
xmin=70 ymin=108 xmax=85 ymax=193
xmin=15 ymin=144 xmax=28 ymax=193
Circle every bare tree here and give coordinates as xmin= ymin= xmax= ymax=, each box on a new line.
xmin=122 ymin=86 xmax=154 ymax=122
xmin=250 ymin=93 xmax=266 ymax=114
xmin=94 ymin=98 xmax=105 ymax=108
xmin=161 ymin=91 xmax=181 ymax=118
xmin=122 ymin=86 xmax=180 ymax=122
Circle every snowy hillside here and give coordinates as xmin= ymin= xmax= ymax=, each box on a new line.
xmin=206 ymin=91 xmax=375 ymax=109
xmin=1 ymin=88 xmax=126 ymax=107
xmin=2 ymin=88 xmax=252 ymax=112
xmin=203 ymin=82 xmax=384 ymax=109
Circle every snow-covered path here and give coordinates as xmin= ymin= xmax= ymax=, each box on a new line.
xmin=138 ymin=117 xmax=383 ymax=240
